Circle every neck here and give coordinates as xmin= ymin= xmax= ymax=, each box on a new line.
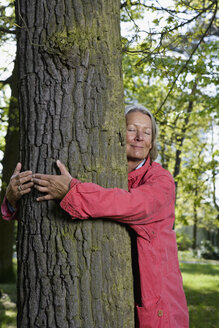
xmin=128 ymin=159 xmax=144 ymax=173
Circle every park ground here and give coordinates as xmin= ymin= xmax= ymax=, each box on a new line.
xmin=0 ymin=253 xmax=219 ymax=328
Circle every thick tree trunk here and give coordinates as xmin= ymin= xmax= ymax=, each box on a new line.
xmin=0 ymin=58 xmax=19 ymax=282
xmin=16 ymin=1 xmax=134 ymax=327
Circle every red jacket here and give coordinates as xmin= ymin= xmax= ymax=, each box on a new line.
xmin=60 ymin=157 xmax=189 ymax=328
xmin=1 ymin=157 xmax=189 ymax=327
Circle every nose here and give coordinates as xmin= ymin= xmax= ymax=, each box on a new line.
xmin=135 ymin=130 xmax=144 ymax=141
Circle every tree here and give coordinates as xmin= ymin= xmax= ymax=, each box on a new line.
xmin=0 ymin=59 xmax=19 ymax=282
xmin=121 ymin=0 xmax=218 ymax=240
xmin=0 ymin=0 xmax=17 ymax=283
xmin=16 ymin=0 xmax=134 ymax=327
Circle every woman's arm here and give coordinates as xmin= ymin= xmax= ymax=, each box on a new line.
xmin=33 ymin=161 xmax=175 ymax=226
xmin=1 ymin=197 xmax=18 ymax=221
xmin=1 ymin=162 xmax=33 ymax=221
xmin=60 ymin=170 xmax=175 ymax=225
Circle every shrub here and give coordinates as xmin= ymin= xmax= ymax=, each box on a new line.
xmin=176 ymin=232 xmax=193 ymax=251
xmin=198 ymin=240 xmax=219 ymax=260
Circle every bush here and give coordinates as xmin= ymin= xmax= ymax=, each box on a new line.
xmin=176 ymin=232 xmax=193 ymax=251
xmin=198 ymin=240 xmax=219 ymax=260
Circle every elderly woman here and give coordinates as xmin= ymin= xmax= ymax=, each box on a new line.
xmin=1 ymin=105 xmax=189 ymax=328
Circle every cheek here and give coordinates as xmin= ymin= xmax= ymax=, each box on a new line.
xmin=126 ymin=133 xmax=133 ymax=144
xmin=145 ymin=138 xmax=152 ymax=150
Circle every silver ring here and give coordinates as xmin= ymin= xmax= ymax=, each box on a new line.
xmin=18 ymin=185 xmax=22 ymax=192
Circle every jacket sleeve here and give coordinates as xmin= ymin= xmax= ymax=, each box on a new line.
xmin=60 ymin=173 xmax=175 ymax=225
xmin=1 ymin=196 xmax=18 ymax=221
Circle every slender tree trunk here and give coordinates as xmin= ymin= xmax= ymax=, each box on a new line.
xmin=210 ymin=121 xmax=219 ymax=246
xmin=0 ymin=58 xmax=19 ymax=282
xmin=173 ymin=81 xmax=198 ymax=196
xmin=192 ymin=187 xmax=198 ymax=250
xmin=16 ymin=0 xmax=134 ymax=327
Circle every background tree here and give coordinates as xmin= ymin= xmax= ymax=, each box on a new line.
xmin=0 ymin=1 xmax=18 ymax=283
xmin=16 ymin=0 xmax=134 ymax=327
xmin=0 ymin=59 xmax=19 ymax=282
xmin=121 ymin=0 xmax=219 ymax=244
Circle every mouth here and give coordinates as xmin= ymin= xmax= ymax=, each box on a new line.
xmin=131 ymin=145 xmax=144 ymax=149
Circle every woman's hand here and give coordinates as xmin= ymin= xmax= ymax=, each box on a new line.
xmin=6 ymin=163 xmax=33 ymax=208
xmin=32 ymin=160 xmax=72 ymax=201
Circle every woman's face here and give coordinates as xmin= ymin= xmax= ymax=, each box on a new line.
xmin=126 ymin=111 xmax=152 ymax=163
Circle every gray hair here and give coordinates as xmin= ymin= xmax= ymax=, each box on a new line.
xmin=125 ymin=104 xmax=158 ymax=162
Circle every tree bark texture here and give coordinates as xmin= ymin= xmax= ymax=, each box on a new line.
xmin=0 ymin=59 xmax=19 ymax=282
xmin=16 ymin=0 xmax=134 ymax=327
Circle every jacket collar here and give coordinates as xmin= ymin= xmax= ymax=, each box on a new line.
xmin=128 ymin=156 xmax=151 ymax=180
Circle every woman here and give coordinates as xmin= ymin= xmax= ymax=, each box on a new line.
xmin=1 ymin=105 xmax=189 ymax=327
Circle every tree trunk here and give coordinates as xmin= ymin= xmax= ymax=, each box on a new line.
xmin=0 ymin=58 xmax=19 ymax=282
xmin=192 ymin=188 xmax=198 ymax=250
xmin=173 ymin=81 xmax=198 ymax=196
xmin=16 ymin=0 xmax=134 ymax=327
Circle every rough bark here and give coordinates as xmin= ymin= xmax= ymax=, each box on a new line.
xmin=16 ymin=0 xmax=134 ymax=327
xmin=0 ymin=58 xmax=19 ymax=282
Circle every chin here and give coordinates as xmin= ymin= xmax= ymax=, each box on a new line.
xmin=127 ymin=156 xmax=145 ymax=162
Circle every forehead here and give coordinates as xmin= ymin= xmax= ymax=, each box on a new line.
xmin=126 ymin=111 xmax=152 ymax=128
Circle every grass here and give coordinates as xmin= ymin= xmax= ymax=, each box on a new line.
xmin=0 ymin=260 xmax=219 ymax=328
xmin=180 ymin=262 xmax=219 ymax=328
xmin=178 ymin=250 xmax=219 ymax=265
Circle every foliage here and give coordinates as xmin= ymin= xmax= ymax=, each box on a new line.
xmin=0 ymin=0 xmax=16 ymax=150
xmin=0 ymin=0 xmax=16 ymax=45
xmin=176 ymin=231 xmax=193 ymax=251
xmin=0 ymin=90 xmax=9 ymax=153
xmin=0 ymin=284 xmax=16 ymax=328
xmin=121 ymin=0 xmax=219 ymax=238
xmin=198 ymin=240 xmax=219 ymax=260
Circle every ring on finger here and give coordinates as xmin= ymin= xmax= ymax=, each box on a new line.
xmin=18 ymin=185 xmax=22 ymax=192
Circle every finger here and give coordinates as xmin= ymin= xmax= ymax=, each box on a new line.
xmin=20 ymin=182 xmax=34 ymax=190
xmin=20 ymin=188 xmax=32 ymax=196
xmin=57 ymin=160 xmax=70 ymax=176
xmin=19 ymin=175 xmax=33 ymax=185
xmin=19 ymin=171 xmax=33 ymax=178
xmin=36 ymin=194 xmax=53 ymax=202
xmin=33 ymin=174 xmax=51 ymax=180
xmin=13 ymin=162 xmax=22 ymax=176
xmin=34 ymin=185 xmax=49 ymax=193
xmin=32 ymin=178 xmax=48 ymax=186
xmin=12 ymin=171 xmax=32 ymax=182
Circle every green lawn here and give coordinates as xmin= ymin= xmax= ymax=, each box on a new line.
xmin=180 ymin=263 xmax=219 ymax=328
xmin=0 ymin=263 xmax=219 ymax=327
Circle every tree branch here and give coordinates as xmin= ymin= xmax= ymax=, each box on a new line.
xmin=121 ymin=1 xmax=185 ymax=14
xmin=155 ymin=1 xmax=218 ymax=115
xmin=150 ymin=2 xmax=215 ymax=36
xmin=0 ymin=27 xmax=16 ymax=35
xmin=0 ymin=75 xmax=13 ymax=85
